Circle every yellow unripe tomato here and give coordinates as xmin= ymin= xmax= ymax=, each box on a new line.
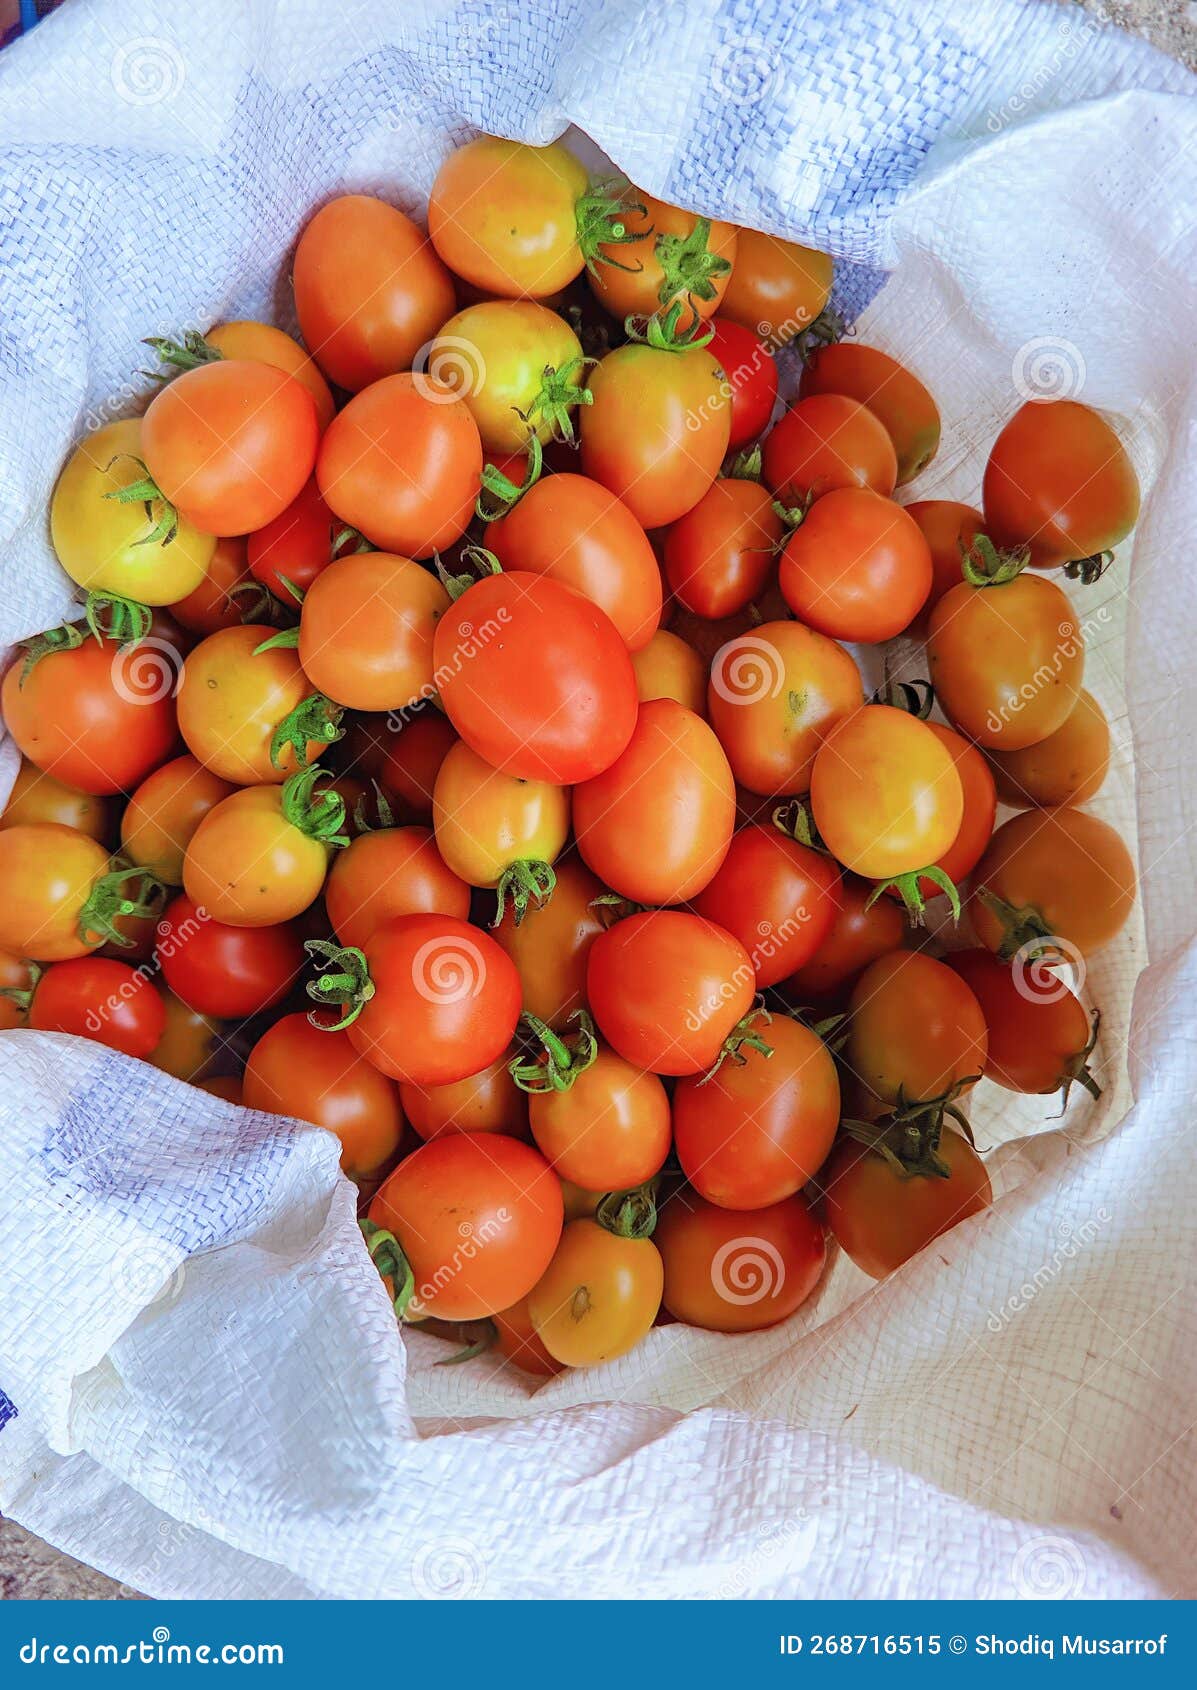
xmin=432 ymin=740 xmax=570 ymax=920
xmin=528 ymin=1218 xmax=663 ymax=1368
xmin=429 ymin=301 xmax=585 ymax=453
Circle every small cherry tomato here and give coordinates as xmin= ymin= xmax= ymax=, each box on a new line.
xmin=1 ymin=759 xmax=110 ymax=840
xmin=296 ymin=551 xmax=450 ymax=714
xmin=631 ymin=628 xmax=707 ymax=715
xmin=25 ymin=956 xmax=165 ymax=1058
xmin=783 ymin=875 xmax=907 ymax=1007
xmin=798 ymin=344 xmax=940 ymax=485
xmin=183 ymin=767 xmax=343 ymax=927
xmin=944 ymin=948 xmax=1100 ymax=1103
xmin=157 ymin=893 xmax=303 ymax=1018
xmin=901 ymin=501 xmax=984 ymax=628
xmin=779 ymin=488 xmax=931 ymax=642
xmin=324 ymin=824 xmax=469 ymax=952
xmin=820 ymin=1129 xmax=991 ymax=1280
xmin=429 ymin=301 xmax=585 ymax=452
xmin=528 ymin=1218 xmax=663 ymax=1367
xmin=588 ymin=193 xmax=738 ymax=330
xmin=719 ymin=230 xmax=832 ymax=347
xmin=985 ymin=689 xmax=1110 ymax=809
xmin=706 ymin=318 xmax=778 ymax=449
xmin=763 ymin=395 xmax=897 ymax=503
xmin=694 ymin=824 xmax=842 ymax=987
xmin=0 ymin=826 xmax=155 ymax=962
xmin=845 ymin=951 xmax=988 ymax=1108
xmin=120 ymin=755 xmax=235 ymax=884
xmin=663 ymin=478 xmax=783 ymax=621
xmin=971 ymin=808 xmax=1136 ymax=960
xmin=400 ymin=1052 xmax=529 ymax=1142
xmin=177 ymin=625 xmax=335 ymax=785
xmin=655 ymin=1186 xmax=826 ymax=1331
xmin=527 ymin=1045 xmax=671 ymax=1192
xmin=433 ymin=739 xmax=570 ymax=917
xmin=492 ymin=854 xmax=606 ymax=1027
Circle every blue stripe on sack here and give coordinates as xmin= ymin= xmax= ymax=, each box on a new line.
xmin=0 ymin=1387 xmax=17 ymax=1431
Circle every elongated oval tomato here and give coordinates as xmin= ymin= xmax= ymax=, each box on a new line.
xmin=719 ymin=229 xmax=833 ymax=346
xmin=294 ymin=195 xmax=456 ymax=392
xmin=435 ymin=572 xmax=638 ymax=783
xmin=845 ymin=951 xmax=988 ymax=1107
xmin=429 ymin=300 xmax=584 ymax=452
xmin=889 ymin=722 xmax=995 ymax=906
xmin=944 ymin=949 xmax=1099 ymax=1100
xmin=1 ymin=759 xmax=109 ymax=840
xmin=529 ymin=1047 xmax=671 ymax=1192
xmin=971 ymin=808 xmax=1136 ymax=960
xmin=985 ymin=689 xmax=1110 ymax=809
xmin=247 ymin=476 xmax=349 ymax=601
xmin=243 ymin=1013 xmax=404 ymax=1179
xmin=573 ymin=700 xmax=735 ymax=905
xmin=297 ymin=552 xmax=450 ymax=713
xmin=317 ymin=373 xmax=482 ymax=558
xmin=663 ymin=478 xmax=783 ymax=621
xmin=120 ymin=755 xmax=235 ymax=885
xmin=632 ymin=628 xmax=707 ymax=715
xmin=142 ymin=360 xmax=319 ymax=536
xmin=674 ymin=1015 xmax=840 ymax=1208
xmin=27 ymin=957 xmax=166 ymax=1058
xmin=656 ymin=1186 xmax=826 ymax=1331
xmin=779 ymin=488 xmax=931 ymax=642
xmin=400 ymin=1053 xmax=529 ymax=1142
xmin=763 ymin=394 xmax=897 ymax=503
xmin=324 ymin=826 xmax=469 ymax=952
xmin=782 ymin=875 xmax=906 ymax=1007
xmin=798 ymin=343 xmax=940 ymax=485
xmin=369 ymin=1131 xmax=563 ymax=1320
xmin=204 ymin=320 xmax=335 ymax=431
xmin=528 ymin=1219 xmax=663 ymax=1367
xmin=491 ymin=854 xmax=606 ymax=1027
xmin=157 ymin=894 xmax=303 ymax=1018
xmin=694 ymin=824 xmax=842 ymax=987
xmin=706 ymin=318 xmax=778 ymax=450
xmin=177 ymin=625 xmax=332 ymax=784
xmin=821 ymin=1129 xmax=991 ymax=1279
xmin=487 ymin=474 xmax=662 ymax=650
xmin=586 ymin=910 xmax=755 ymax=1076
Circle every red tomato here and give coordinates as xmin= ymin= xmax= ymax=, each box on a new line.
xmin=707 ymin=318 xmax=778 ymax=449
xmin=243 ymin=1013 xmax=404 ymax=1178
xmin=368 ymin=1132 xmax=563 ymax=1320
xmin=528 ymin=1046 xmax=671 ymax=1192
xmin=317 ymin=373 xmax=482 ymax=558
xmin=694 ymin=824 xmax=842 ymax=987
xmin=783 ymin=875 xmax=907 ymax=1006
xmin=902 ymin=501 xmax=983 ymax=629
xmin=493 ymin=1296 xmax=564 ymax=1377
xmin=820 ymin=1129 xmax=991 ymax=1279
xmin=157 ymin=893 xmax=302 ymax=1018
xmin=586 ymin=910 xmax=755 ymax=1077
xmin=435 ymin=571 xmax=638 ymax=783
xmin=203 ymin=320 xmax=335 ymax=432
xmin=763 ymin=395 xmax=897 ymax=503
xmin=655 ymin=1186 xmax=826 ymax=1331
xmin=324 ymin=825 xmax=469 ymax=952
xmin=944 ymin=948 xmax=1099 ymax=1102
xmin=27 ymin=957 xmax=165 ymax=1058
xmin=170 ymin=535 xmax=256 ymax=634
xmin=376 ymin=710 xmax=458 ymax=819
xmin=798 ymin=343 xmax=940 ymax=485
xmin=663 ymin=478 xmax=782 ymax=620
xmin=719 ymin=229 xmax=833 ymax=347
xmin=492 ymin=854 xmax=606 ymax=1027
xmin=293 ymin=195 xmax=457 ymax=391
xmin=3 ymin=636 xmax=177 ymax=797
xmin=142 ymin=360 xmax=319 ymax=536
xmin=573 ymin=700 xmax=735 ymax=905
xmin=247 ymin=477 xmax=354 ymax=601
xmin=779 ymin=488 xmax=931 ymax=642
xmin=845 ymin=951 xmax=988 ymax=1108
xmin=297 ymin=552 xmax=450 ymax=713
xmin=487 ymin=475 xmax=662 ymax=650
xmin=400 ymin=1053 xmax=530 ymax=1142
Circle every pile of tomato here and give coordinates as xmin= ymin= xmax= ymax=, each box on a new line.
xmin=0 ymin=135 xmax=1141 ymax=1376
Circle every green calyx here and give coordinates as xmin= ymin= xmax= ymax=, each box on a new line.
xmin=727 ymin=444 xmax=763 ymax=483
xmin=865 ymin=866 xmax=962 ymax=927
xmin=974 ymin=888 xmax=1060 ymax=961
xmin=623 ymin=298 xmax=715 ymax=352
xmin=872 ymin=672 xmax=934 ymax=719
xmin=771 ymin=798 xmax=824 ymax=851
xmin=700 ymin=1002 xmax=775 ymax=1085
xmin=228 ymin=579 xmax=278 ymax=625
xmin=587 ymin=892 xmax=647 ymax=928
xmin=493 ymin=859 xmax=557 ymax=928
xmin=654 ymin=216 xmax=731 ymax=308
xmin=353 ymin=782 xmax=398 ymax=835
xmin=575 ymin=177 xmax=649 ymax=276
xmin=435 ymin=1320 xmax=498 ymax=1365
xmin=102 ymin=454 xmax=179 ymax=547
xmin=521 ymin=359 xmax=593 ymax=445
xmin=84 ymin=590 xmax=153 ymax=644
xmin=509 ymin=1009 xmax=598 ymax=1095
xmin=17 ymin=622 xmax=85 ymax=685
xmin=359 ymin=1219 xmax=416 ymax=1322
xmin=794 ymin=307 xmax=845 ymax=360
xmin=331 ymin=525 xmax=374 ymax=557
xmin=0 ymin=959 xmax=43 ymax=1014
xmin=280 ymin=765 xmax=349 ymax=847
xmin=78 ymin=860 xmax=166 ymax=950
xmin=269 ymin=692 xmax=343 ymax=773
xmin=841 ymin=1081 xmax=978 ymax=1181
xmin=595 ymin=1180 xmax=658 ymax=1240
xmin=959 ymin=532 xmax=1030 ymax=588
xmin=254 ymin=625 xmax=300 ymax=654
xmin=1057 ymin=1009 xmax=1103 ymax=1112
xmin=1063 ymin=551 xmax=1113 ymax=586
xmin=305 ymin=939 xmax=375 ymax=1032
xmin=434 ymin=544 xmax=503 ymax=602
xmin=476 ymin=434 xmax=543 ymax=524
xmin=142 ymin=330 xmax=224 ymax=380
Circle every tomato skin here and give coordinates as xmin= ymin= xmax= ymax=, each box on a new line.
xmin=324 ymin=825 xmax=469 ymax=952
xmin=432 ymin=741 xmax=569 ymax=892
xmin=528 ymin=1219 xmax=663 ymax=1367
xmin=846 ymin=951 xmax=988 ymax=1107
xmin=297 ymin=552 xmax=450 ymax=713
xmin=369 ymin=1131 xmax=564 ymax=1320
xmin=529 ymin=1048 xmax=671 ymax=1192
xmin=0 ymin=825 xmax=116 ymax=961
xmin=581 ymin=343 xmax=730 ymax=529
xmin=243 ymin=1013 xmax=404 ymax=1178
xmin=294 ymin=195 xmax=456 ymax=392
xmin=435 ymin=572 xmax=638 ymax=784
xmin=488 ymin=474 xmax=662 ymax=651
xmin=656 ymin=1186 xmax=826 ymax=1331
xmin=810 ymin=706 xmax=964 ymax=881
xmin=142 ymin=360 xmax=319 ymax=537
xmin=400 ymin=1052 xmax=529 ymax=1142
xmin=205 ymin=320 xmax=335 ymax=431
xmin=587 ymin=910 xmax=755 ymax=1077
xmin=176 ymin=625 xmax=326 ymax=785
xmin=317 ymin=373 xmax=482 ymax=558
xmin=28 ymin=957 xmax=165 ymax=1058
xmin=1 ymin=759 xmax=110 ymax=841
xmin=247 ymin=476 xmax=348 ymax=601
xmin=0 ymin=950 xmax=35 ymax=1030
xmin=493 ymin=1295 xmax=564 ymax=1376
xmin=971 ymin=808 xmax=1136 ymax=960
xmin=346 ymin=913 xmax=521 ymax=1087
xmin=674 ymin=1016 xmax=839 ymax=1209
xmin=901 ymin=501 xmax=983 ymax=629
xmin=706 ymin=318 xmax=778 ymax=450
xmin=986 ymin=689 xmax=1110 ymax=809
xmin=820 ymin=1129 xmax=991 ymax=1279
xmin=170 ymin=535 xmax=254 ymax=634
xmin=573 ymin=700 xmax=735 ymax=905
xmin=147 ymin=990 xmax=223 ymax=1081
xmin=779 ymin=488 xmax=932 ymax=642
xmin=982 ymin=399 xmax=1140 ymax=568
xmin=2 ymin=640 xmax=177 ymax=798
xmin=719 ymin=230 xmax=832 ymax=347
xmin=197 ymin=1074 xmax=243 ymax=1103
xmin=182 ymin=783 xmax=332 ymax=927
xmin=663 ymin=478 xmax=782 ymax=621
xmin=492 ymin=855 xmax=606 ymax=1027
xmin=798 ymin=344 xmax=940 ymax=486
xmin=121 ymin=755 xmax=235 ymax=885
xmin=928 ymin=573 xmax=1084 ymax=751
xmin=694 ymin=825 xmax=842 ymax=987
xmin=783 ymin=875 xmax=907 ymax=1007
xmin=375 ymin=710 xmax=457 ymax=819
xmin=430 ymin=301 xmax=584 ymax=451
xmin=588 ymin=194 xmax=738 ymax=329
xmin=156 ymin=893 xmax=302 ymax=1018
xmin=50 ymin=418 xmax=213 ymax=604
xmin=943 ymin=948 xmax=1096 ymax=1097
xmin=707 ymin=619 xmax=863 ymax=797
xmin=763 ymin=395 xmax=898 ymax=503
xmin=895 ymin=722 xmax=996 ymax=905
xmin=428 ymin=138 xmax=591 ymax=297
xmin=631 ymin=629 xmax=707 ymax=715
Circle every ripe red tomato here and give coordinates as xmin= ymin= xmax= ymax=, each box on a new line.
xmin=170 ymin=535 xmax=255 ymax=634
xmin=487 ymin=474 xmax=662 ymax=650
xmin=142 ymin=360 xmax=319 ymax=536
xmin=0 ymin=825 xmax=152 ymax=962
xmin=783 ymin=875 xmax=907 ymax=1007
xmin=177 ymin=625 xmax=335 ymax=785
xmin=706 ymin=318 xmax=778 ymax=450
xmin=982 ymin=400 xmax=1140 ymax=571
xmin=706 ymin=619 xmax=863 ymax=796
xmin=573 ymin=699 xmax=735 ymax=905
xmin=586 ymin=910 xmax=755 ymax=1077
xmin=631 ymin=628 xmax=707 ymax=715
xmin=400 ymin=1053 xmax=529 ymax=1142
xmin=694 ymin=824 xmax=842 ymax=987
xmin=27 ymin=957 xmax=165 ymax=1058
xmin=528 ymin=1218 xmax=663 ymax=1366
xmin=528 ymin=1046 xmax=671 ymax=1192
xmin=971 ymin=808 xmax=1136 ymax=960
xmin=663 ymin=478 xmax=782 ymax=620
xmin=247 ymin=477 xmax=353 ymax=602
xmin=157 ymin=893 xmax=302 ymax=1017
xmin=324 ymin=825 xmax=469 ymax=952
xmin=820 ymin=1129 xmax=991 ymax=1279
xmin=985 ymin=689 xmax=1110 ymax=809
xmin=901 ymin=501 xmax=984 ymax=629
xmin=368 ymin=1132 xmax=563 ymax=1320
xmin=435 ymin=571 xmax=638 ymax=783
xmin=376 ymin=710 xmax=458 ymax=819
xmin=719 ymin=230 xmax=832 ymax=347
xmin=317 ymin=373 xmax=482 ymax=558
xmin=779 ymin=488 xmax=931 ymax=642
xmin=493 ymin=1296 xmax=564 ymax=1376
xmin=845 ymin=951 xmax=988 ymax=1108
xmin=588 ymin=194 xmax=738 ymax=330
xmin=120 ymin=755 xmax=235 ymax=886
xmin=798 ymin=344 xmax=940 ymax=485
xmin=492 ymin=854 xmax=606 ymax=1027
xmin=3 ymin=636 xmax=176 ymax=797
xmin=296 ymin=552 xmax=450 ymax=713
xmin=674 ymin=1015 xmax=840 ymax=1209
xmin=293 ymin=195 xmax=456 ymax=391
xmin=243 ymin=1013 xmax=404 ymax=1178
xmin=655 ymin=1186 xmax=826 ymax=1331
xmin=944 ymin=949 xmax=1099 ymax=1102
xmin=763 ymin=395 xmax=897 ymax=503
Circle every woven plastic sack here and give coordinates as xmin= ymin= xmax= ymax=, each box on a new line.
xmin=1 ymin=0 xmax=1194 ymax=1600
